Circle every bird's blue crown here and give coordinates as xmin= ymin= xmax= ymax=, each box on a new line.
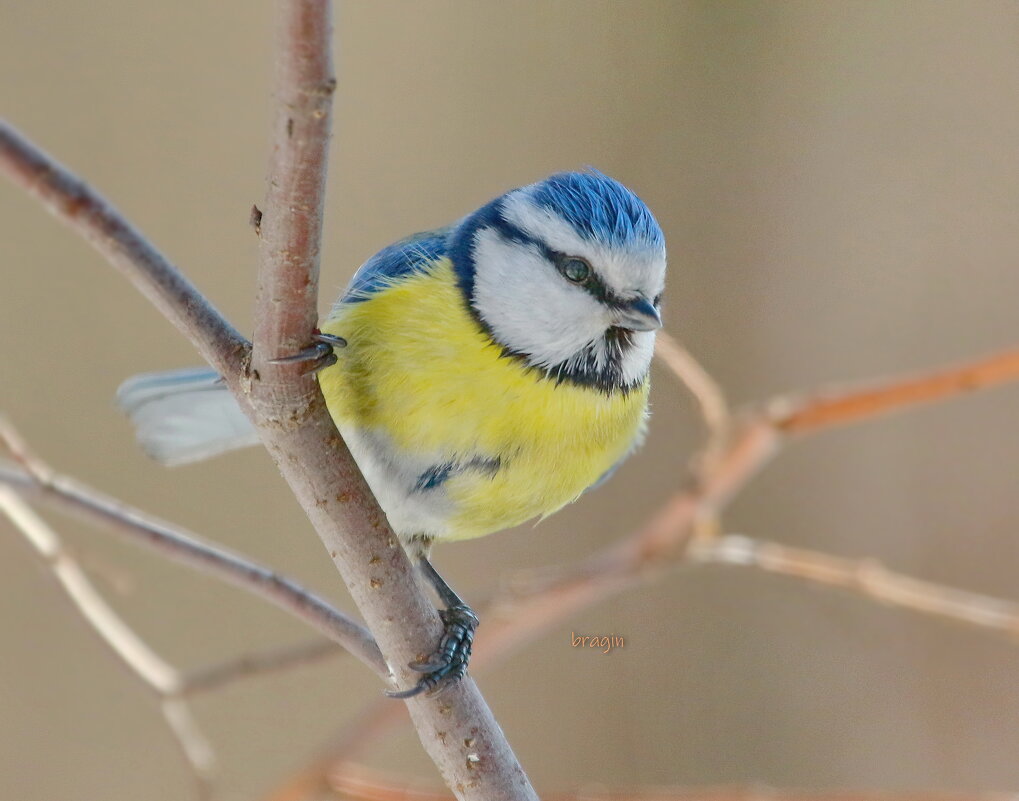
xmin=448 ymin=170 xmax=663 ymax=300
xmin=526 ymin=170 xmax=664 ymax=253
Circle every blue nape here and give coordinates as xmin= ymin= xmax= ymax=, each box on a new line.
xmin=341 ymin=226 xmax=452 ymax=303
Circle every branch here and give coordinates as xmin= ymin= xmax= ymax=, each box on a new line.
xmin=690 ymin=535 xmax=1019 ymax=636
xmin=293 ymin=340 xmax=1019 ymax=788
xmin=0 ymin=486 xmax=216 ymax=797
xmin=250 ymin=0 xmax=336 ymax=400
xmin=472 ymin=420 xmax=780 ymax=669
xmin=0 ymin=120 xmax=248 ymax=378
xmin=0 ymin=417 xmax=384 ymax=675
xmin=654 ymin=331 xmax=730 ymax=447
xmin=768 ymin=345 xmax=1019 ymax=435
xmin=2 ymin=25 xmax=536 ymax=794
xmin=475 ymin=340 xmax=1019 ymax=666
xmin=239 ymin=3 xmax=538 ymax=798
xmin=179 ymin=638 xmax=342 ymax=696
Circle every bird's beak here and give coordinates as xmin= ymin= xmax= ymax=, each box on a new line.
xmin=613 ymin=295 xmax=662 ymax=332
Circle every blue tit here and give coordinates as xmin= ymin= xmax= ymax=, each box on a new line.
xmin=117 ymin=170 xmax=666 ymax=696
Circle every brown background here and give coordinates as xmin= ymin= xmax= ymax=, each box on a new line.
xmin=2 ymin=1 xmax=1019 ymax=799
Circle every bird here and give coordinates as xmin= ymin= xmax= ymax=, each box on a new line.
xmin=117 ymin=170 xmax=667 ymax=697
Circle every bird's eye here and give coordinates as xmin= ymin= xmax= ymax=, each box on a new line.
xmin=559 ymin=256 xmax=591 ymax=285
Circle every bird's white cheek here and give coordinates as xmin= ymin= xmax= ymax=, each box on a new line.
xmin=471 ymin=230 xmax=606 ymax=367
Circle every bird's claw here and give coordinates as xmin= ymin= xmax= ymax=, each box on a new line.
xmin=269 ymin=333 xmax=347 ymax=375
xmin=385 ymin=605 xmax=479 ymax=699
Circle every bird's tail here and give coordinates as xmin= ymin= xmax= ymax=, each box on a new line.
xmin=116 ymin=368 xmax=259 ymax=466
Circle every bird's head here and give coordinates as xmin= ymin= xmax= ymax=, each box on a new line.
xmin=449 ymin=171 xmax=666 ymax=390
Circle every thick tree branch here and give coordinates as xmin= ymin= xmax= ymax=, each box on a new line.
xmin=239 ymin=3 xmax=538 ymax=799
xmin=1 ymin=6 xmax=538 ymax=794
xmin=0 ymin=120 xmax=248 ymax=378
xmin=250 ymin=0 xmax=335 ymax=400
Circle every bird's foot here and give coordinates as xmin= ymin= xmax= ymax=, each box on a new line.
xmin=385 ymin=604 xmax=479 ymax=699
xmin=269 ymin=332 xmax=347 ymax=375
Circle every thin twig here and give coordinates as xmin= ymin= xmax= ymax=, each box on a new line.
xmin=475 ymin=340 xmax=1019 ymax=666
xmin=180 ymin=638 xmax=342 ymax=696
xmin=0 ymin=120 xmax=248 ymax=378
xmin=0 ymin=486 xmax=215 ymax=796
xmin=768 ymin=345 xmax=1019 ymax=435
xmin=0 ymin=458 xmax=384 ymax=674
xmin=163 ymin=699 xmax=218 ymax=799
xmin=0 ymin=416 xmax=384 ymax=675
xmin=690 ymin=534 xmax=1019 ymax=636
xmin=654 ymin=331 xmax=731 ymax=453
xmin=295 ymin=341 xmax=1019 ymax=789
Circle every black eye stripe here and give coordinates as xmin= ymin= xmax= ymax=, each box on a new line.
xmin=486 ymin=216 xmax=628 ymax=307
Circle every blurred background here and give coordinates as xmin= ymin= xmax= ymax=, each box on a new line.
xmin=2 ymin=1 xmax=1019 ymax=799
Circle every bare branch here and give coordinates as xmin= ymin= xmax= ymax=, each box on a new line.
xmin=180 ymin=638 xmax=342 ymax=696
xmin=239 ymin=3 xmax=539 ymax=797
xmin=0 ymin=486 xmax=215 ymax=794
xmin=654 ymin=331 xmax=731 ymax=451
xmin=0 ymin=458 xmax=385 ymax=675
xmin=3 ymin=45 xmax=536 ymax=801
xmin=0 ymin=120 xmax=249 ymax=378
xmin=0 ymin=414 xmax=384 ymax=675
xmin=296 ymin=341 xmax=1019 ymax=782
xmin=251 ymin=0 xmax=336 ymax=400
xmin=768 ymin=345 xmax=1019 ymax=435
xmin=475 ymin=341 xmax=1019 ymax=667
xmin=162 ymin=699 xmax=217 ymax=800
xmin=690 ymin=534 xmax=1019 ymax=637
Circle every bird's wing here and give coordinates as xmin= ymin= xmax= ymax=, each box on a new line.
xmin=587 ymin=456 xmax=626 ymax=492
xmin=586 ymin=415 xmax=649 ymax=492
xmin=337 ymin=225 xmax=454 ymax=305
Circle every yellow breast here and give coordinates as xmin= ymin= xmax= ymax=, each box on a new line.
xmin=318 ymin=258 xmax=649 ymax=541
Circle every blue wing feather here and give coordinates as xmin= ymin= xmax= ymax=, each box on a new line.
xmin=340 ymin=225 xmax=453 ymax=304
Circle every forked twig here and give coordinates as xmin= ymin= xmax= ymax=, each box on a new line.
xmin=1 ymin=0 xmax=539 ymax=794
xmin=4 ymin=2 xmax=1019 ymax=792
xmin=271 ymin=339 xmax=1019 ymax=798
xmin=475 ymin=342 xmax=1019 ymax=666
xmin=0 ymin=486 xmax=216 ymax=797
xmin=0 ymin=418 xmax=384 ymax=675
